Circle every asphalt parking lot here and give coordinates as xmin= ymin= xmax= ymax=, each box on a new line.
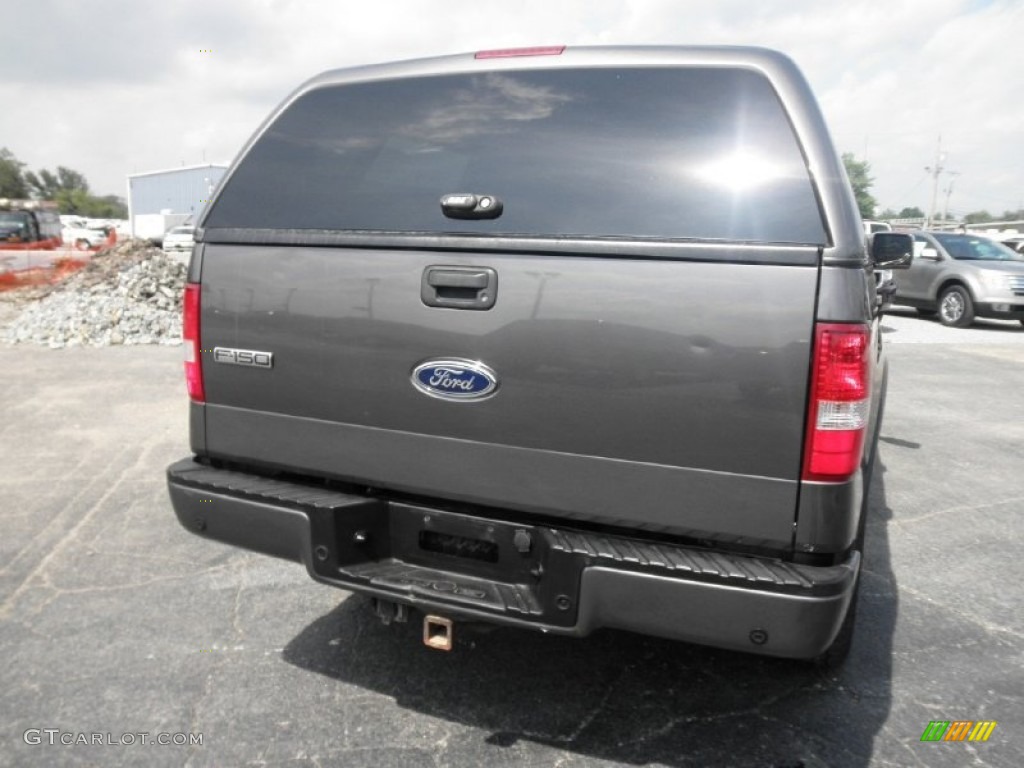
xmin=1 ymin=310 xmax=1022 ymax=768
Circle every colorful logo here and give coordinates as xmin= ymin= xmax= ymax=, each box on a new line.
xmin=920 ymin=721 xmax=997 ymax=742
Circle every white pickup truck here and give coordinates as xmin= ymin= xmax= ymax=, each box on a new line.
xmin=60 ymin=217 xmax=109 ymax=250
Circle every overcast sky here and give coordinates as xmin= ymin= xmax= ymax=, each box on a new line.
xmin=2 ymin=0 xmax=1021 ymax=219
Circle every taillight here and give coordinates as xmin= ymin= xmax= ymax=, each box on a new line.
xmin=802 ymin=323 xmax=870 ymax=482
xmin=475 ymin=46 xmax=565 ymax=59
xmin=183 ymin=283 xmax=205 ymax=402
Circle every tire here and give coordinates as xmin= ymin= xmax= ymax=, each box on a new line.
xmin=938 ymin=285 xmax=974 ymax=328
xmin=1019 ymin=319 xmax=1024 ymax=328
xmin=75 ymin=239 xmax=90 ymax=252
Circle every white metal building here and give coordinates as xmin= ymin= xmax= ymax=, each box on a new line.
xmin=126 ymin=164 xmax=228 ymax=239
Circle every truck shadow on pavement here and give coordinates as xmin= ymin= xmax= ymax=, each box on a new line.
xmin=284 ymin=461 xmax=898 ymax=767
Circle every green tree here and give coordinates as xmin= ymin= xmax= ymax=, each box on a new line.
xmin=1001 ymin=208 xmax=1024 ymax=221
xmin=898 ymin=206 xmax=925 ymax=219
xmin=0 ymin=147 xmax=29 ymax=198
xmin=842 ymin=153 xmax=876 ymax=219
xmin=22 ymin=164 xmax=125 ymax=218
xmin=82 ymin=194 xmax=128 ymax=218
xmin=54 ymin=187 xmax=93 ymax=215
xmin=964 ymin=210 xmax=993 ymax=224
xmin=25 ymin=166 xmax=90 ymax=200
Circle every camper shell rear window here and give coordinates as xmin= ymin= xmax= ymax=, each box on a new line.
xmin=204 ymin=67 xmax=827 ymax=245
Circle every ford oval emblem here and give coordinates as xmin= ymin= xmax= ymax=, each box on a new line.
xmin=411 ymin=359 xmax=498 ymax=401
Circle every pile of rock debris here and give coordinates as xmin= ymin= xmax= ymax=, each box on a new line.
xmin=0 ymin=240 xmax=187 ymax=348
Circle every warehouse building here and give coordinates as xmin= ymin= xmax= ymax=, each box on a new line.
xmin=126 ymin=164 xmax=228 ymax=240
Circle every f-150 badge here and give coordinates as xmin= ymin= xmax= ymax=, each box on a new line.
xmin=411 ymin=359 xmax=498 ymax=401
xmin=213 ymin=347 xmax=273 ymax=369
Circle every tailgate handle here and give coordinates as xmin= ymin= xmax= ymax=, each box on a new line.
xmin=422 ymin=266 xmax=497 ymax=310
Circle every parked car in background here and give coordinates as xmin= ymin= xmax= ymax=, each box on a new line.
xmin=864 ymin=222 xmax=897 ymax=309
xmin=135 ymin=213 xmax=190 ymax=245
xmin=162 ymin=225 xmax=196 ymax=254
xmin=0 ymin=200 xmax=62 ymax=250
xmin=1001 ymin=235 xmax=1024 ymax=254
xmin=60 ymin=217 xmax=109 ymax=251
xmin=871 ymin=250 xmax=898 ymax=310
xmin=862 ymin=220 xmax=892 ymax=235
xmin=895 ymin=231 xmax=1024 ymax=327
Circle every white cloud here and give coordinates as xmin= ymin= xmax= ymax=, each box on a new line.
xmin=1 ymin=0 xmax=1021 ymax=217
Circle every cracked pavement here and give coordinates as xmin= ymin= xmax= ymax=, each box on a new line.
xmin=1 ymin=316 xmax=1022 ymax=767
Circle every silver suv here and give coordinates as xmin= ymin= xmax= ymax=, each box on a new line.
xmin=896 ymin=232 xmax=1024 ymax=327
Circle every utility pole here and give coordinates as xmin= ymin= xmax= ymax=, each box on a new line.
xmin=941 ymin=171 xmax=961 ymax=226
xmin=925 ymin=136 xmax=944 ymax=229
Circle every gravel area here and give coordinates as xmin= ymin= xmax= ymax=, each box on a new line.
xmin=0 ymin=240 xmax=185 ymax=348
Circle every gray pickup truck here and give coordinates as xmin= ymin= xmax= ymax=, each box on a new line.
xmin=167 ymin=46 xmax=912 ymax=665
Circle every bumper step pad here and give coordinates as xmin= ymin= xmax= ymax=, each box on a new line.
xmin=168 ymin=458 xmax=852 ymax=627
xmin=168 ymin=459 xmax=368 ymax=511
xmin=544 ymin=529 xmax=846 ymax=594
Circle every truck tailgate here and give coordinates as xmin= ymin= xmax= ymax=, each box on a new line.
xmin=199 ymin=244 xmax=817 ymax=546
